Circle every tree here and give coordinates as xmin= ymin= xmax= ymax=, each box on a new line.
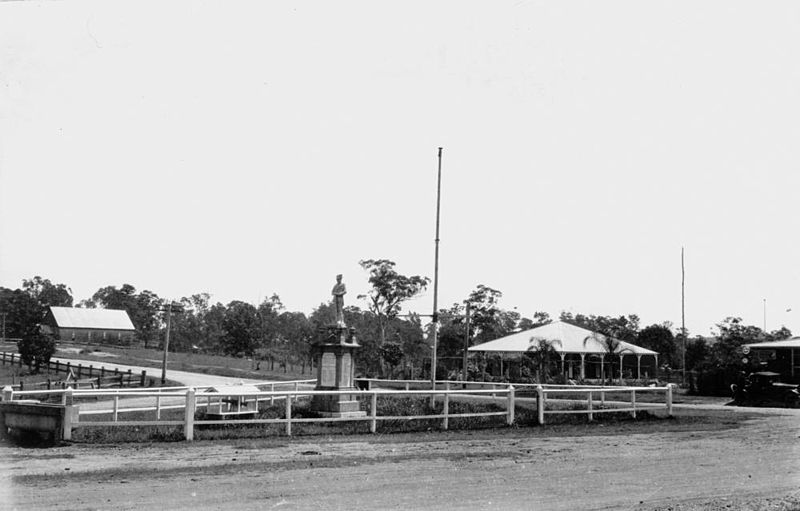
xmin=518 ymin=311 xmax=552 ymax=331
xmin=561 ymin=312 xmax=640 ymax=342
xmin=465 ymin=285 xmax=520 ymax=343
xmin=18 ymin=331 xmax=56 ymax=371
xmin=583 ymin=330 xmax=634 ymax=383
xmin=221 ymin=301 xmax=259 ymax=357
xmin=22 ymin=276 xmax=73 ymax=307
xmin=274 ymin=310 xmax=314 ymax=373
xmin=0 ymin=286 xmax=53 ymax=371
xmin=637 ymin=324 xmax=677 ymax=368
xmin=0 ymin=287 xmax=45 ymax=340
xmin=84 ymin=284 xmax=163 ymax=348
xmin=358 ymin=259 xmax=429 ymax=346
xmin=523 ymin=338 xmax=561 ymax=383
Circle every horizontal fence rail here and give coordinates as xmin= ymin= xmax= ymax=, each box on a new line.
xmin=1 ymin=378 xmax=674 ymax=441
xmin=1 ymin=351 xmax=150 ymax=389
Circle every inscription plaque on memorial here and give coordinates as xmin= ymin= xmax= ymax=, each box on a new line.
xmin=321 ymin=352 xmax=336 ymax=387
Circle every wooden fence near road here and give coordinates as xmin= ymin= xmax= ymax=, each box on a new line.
xmin=1 ymin=379 xmax=674 ymax=441
xmin=0 ymin=352 xmax=150 ymax=389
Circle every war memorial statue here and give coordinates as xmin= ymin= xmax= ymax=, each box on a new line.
xmin=310 ymin=274 xmax=365 ymax=417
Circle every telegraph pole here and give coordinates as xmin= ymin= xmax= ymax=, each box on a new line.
xmin=160 ymin=301 xmax=183 ymax=385
xmin=681 ymin=247 xmax=686 ymax=386
xmin=431 ymin=147 xmax=443 ymax=397
xmin=462 ymin=302 xmax=471 ymax=382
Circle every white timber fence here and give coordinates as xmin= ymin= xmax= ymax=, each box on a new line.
xmin=1 ymin=382 xmax=515 ymax=441
xmin=1 ymin=379 xmax=675 ymax=441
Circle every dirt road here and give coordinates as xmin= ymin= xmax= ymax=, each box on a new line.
xmin=2 ymin=407 xmax=799 ymax=511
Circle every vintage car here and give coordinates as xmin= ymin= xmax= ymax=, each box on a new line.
xmin=731 ymin=371 xmax=800 ymax=408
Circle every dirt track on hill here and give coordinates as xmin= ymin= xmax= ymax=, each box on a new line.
xmin=2 ymin=407 xmax=799 ymax=511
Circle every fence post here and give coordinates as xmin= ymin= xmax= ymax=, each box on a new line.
xmin=587 ymin=391 xmax=593 ymax=422
xmin=113 ymin=393 xmax=120 ymax=422
xmin=156 ymin=395 xmax=161 ymax=420
xmin=77 ymin=364 xmax=82 ymax=378
xmin=631 ymin=390 xmax=636 ymax=419
xmin=370 ymin=392 xmax=377 ymax=434
xmin=184 ymin=388 xmax=196 ymax=441
xmin=64 ymin=387 xmax=73 ymax=406
xmin=140 ymin=371 xmax=146 ymax=387
xmin=294 ymin=381 xmax=299 ymax=403
xmin=536 ymin=385 xmax=545 ymax=425
xmin=285 ymin=393 xmax=292 ymax=436
xmin=55 ymin=360 xmax=60 ymax=373
xmin=63 ymin=405 xmax=75 ymax=441
xmin=666 ymin=384 xmax=673 ymax=417
xmin=66 ymin=362 xmax=71 ymax=376
xmin=600 ymin=389 xmax=605 ymax=407
xmin=270 ymin=383 xmax=275 ymax=406
xmin=127 ymin=370 xmax=132 ymax=387
xmin=1 ymin=386 xmax=12 ymax=402
xmin=443 ymin=382 xmax=450 ymax=430
xmin=101 ymin=366 xmax=105 ymax=378
xmin=506 ymin=385 xmax=515 ymax=426
xmin=1 ymin=352 xmax=5 ymax=365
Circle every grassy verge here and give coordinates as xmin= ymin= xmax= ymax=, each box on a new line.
xmin=52 ymin=343 xmax=313 ymax=382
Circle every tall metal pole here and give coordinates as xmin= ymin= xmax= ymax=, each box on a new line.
xmin=681 ymin=247 xmax=686 ymax=386
xmin=763 ymin=298 xmax=767 ymax=333
xmin=161 ymin=301 xmax=173 ymax=385
xmin=431 ymin=147 xmax=443 ymax=397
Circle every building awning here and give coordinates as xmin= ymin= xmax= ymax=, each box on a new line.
xmin=745 ymin=338 xmax=800 ymax=350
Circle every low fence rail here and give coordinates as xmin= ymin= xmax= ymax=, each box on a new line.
xmin=1 ymin=378 xmax=674 ymax=441
xmin=1 ymin=352 xmax=150 ymax=388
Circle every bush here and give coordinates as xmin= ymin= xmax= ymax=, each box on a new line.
xmin=695 ymin=367 xmax=740 ymax=397
xmin=17 ymin=332 xmax=56 ymax=372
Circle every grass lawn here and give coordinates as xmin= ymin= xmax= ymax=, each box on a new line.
xmin=53 ymin=343 xmax=314 ymax=382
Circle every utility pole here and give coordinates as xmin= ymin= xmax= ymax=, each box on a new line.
xmin=462 ymin=302 xmax=471 ymax=383
xmin=431 ymin=147 xmax=443 ymax=399
xmin=681 ymin=247 xmax=686 ymax=386
xmin=160 ymin=301 xmax=183 ymax=385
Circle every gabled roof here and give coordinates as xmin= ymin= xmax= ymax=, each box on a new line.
xmin=48 ymin=306 xmax=136 ymax=331
xmin=745 ymin=337 xmax=800 ymax=349
xmin=467 ymin=320 xmax=657 ymax=356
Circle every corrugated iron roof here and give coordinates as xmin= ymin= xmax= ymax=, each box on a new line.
xmin=49 ymin=306 xmax=136 ymax=330
xmin=468 ymin=320 xmax=658 ymax=355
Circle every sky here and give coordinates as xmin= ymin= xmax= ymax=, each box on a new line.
xmin=1 ymin=1 xmax=799 ymax=337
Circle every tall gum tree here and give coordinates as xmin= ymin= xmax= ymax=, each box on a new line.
xmin=358 ymin=259 xmax=429 ymax=347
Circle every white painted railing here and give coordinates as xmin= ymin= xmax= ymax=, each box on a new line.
xmin=2 ymin=379 xmax=674 ymax=441
xmin=1 ymin=383 xmax=515 ymax=441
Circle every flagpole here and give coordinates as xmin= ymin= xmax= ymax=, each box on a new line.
xmin=681 ymin=247 xmax=686 ymax=386
xmin=431 ymin=147 xmax=443 ymax=400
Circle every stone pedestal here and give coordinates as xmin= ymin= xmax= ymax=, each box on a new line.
xmin=311 ymin=326 xmax=366 ymax=418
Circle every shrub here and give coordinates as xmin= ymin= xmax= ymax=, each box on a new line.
xmin=17 ymin=332 xmax=56 ymax=372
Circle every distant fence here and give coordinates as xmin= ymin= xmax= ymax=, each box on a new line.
xmin=0 ymin=352 xmax=150 ymax=389
xmin=0 ymin=378 xmax=674 ymax=441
